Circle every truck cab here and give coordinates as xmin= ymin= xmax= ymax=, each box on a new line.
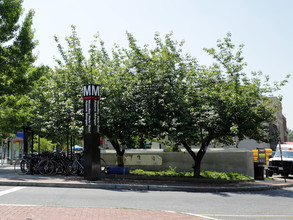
xmin=267 ymin=144 xmax=293 ymax=177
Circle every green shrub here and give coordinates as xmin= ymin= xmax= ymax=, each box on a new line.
xmin=130 ymin=167 xmax=252 ymax=180
xmin=200 ymin=171 xmax=251 ymax=180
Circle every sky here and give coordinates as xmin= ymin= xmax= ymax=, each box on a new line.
xmin=22 ymin=0 xmax=293 ymax=129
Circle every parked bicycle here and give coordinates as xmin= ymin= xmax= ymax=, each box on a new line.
xmin=66 ymin=152 xmax=108 ymax=176
xmin=14 ymin=151 xmax=108 ymax=176
xmin=14 ymin=153 xmax=55 ymax=175
xmin=14 ymin=157 xmax=31 ymax=175
xmin=66 ymin=152 xmax=84 ymax=176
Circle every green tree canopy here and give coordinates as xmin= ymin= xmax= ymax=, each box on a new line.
xmin=122 ymin=32 xmax=289 ymax=176
xmin=31 ymin=26 xmax=87 ymax=146
xmin=32 ymin=26 xmax=138 ymax=156
xmin=32 ymin=28 xmax=289 ymax=177
xmin=0 ymin=0 xmax=43 ymax=134
xmin=0 ymin=0 xmax=38 ymax=96
xmin=170 ymin=33 xmax=289 ymax=176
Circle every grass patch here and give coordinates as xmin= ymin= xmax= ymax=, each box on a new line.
xmin=130 ymin=167 xmax=252 ymax=181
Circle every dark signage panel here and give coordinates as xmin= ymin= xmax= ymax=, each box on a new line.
xmin=83 ymin=84 xmax=101 ymax=180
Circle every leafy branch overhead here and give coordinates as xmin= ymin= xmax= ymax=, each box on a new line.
xmin=0 ymin=0 xmax=44 ymax=134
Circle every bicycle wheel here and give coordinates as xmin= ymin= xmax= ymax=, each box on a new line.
xmin=100 ymin=158 xmax=107 ymax=174
xmin=53 ymin=159 xmax=66 ymax=175
xmin=37 ymin=159 xmax=55 ymax=175
xmin=14 ymin=159 xmax=30 ymax=175
xmin=50 ymin=160 xmax=59 ymax=175
xmin=66 ymin=161 xmax=80 ymax=176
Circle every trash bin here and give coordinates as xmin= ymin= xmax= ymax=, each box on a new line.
xmin=254 ymin=162 xmax=265 ymax=180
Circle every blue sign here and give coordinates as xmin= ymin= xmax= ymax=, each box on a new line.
xmin=16 ymin=131 xmax=24 ymax=139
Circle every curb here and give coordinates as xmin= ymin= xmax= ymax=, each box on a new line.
xmin=0 ymin=180 xmax=292 ymax=192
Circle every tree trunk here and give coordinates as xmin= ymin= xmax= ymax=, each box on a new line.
xmin=193 ymin=158 xmax=201 ymax=177
xmin=181 ymin=140 xmax=199 ymax=177
xmin=139 ymin=137 xmax=145 ymax=149
xmin=181 ymin=139 xmax=211 ymax=177
xmin=194 ymin=143 xmax=209 ymax=177
xmin=235 ymin=139 xmax=240 ymax=148
xmin=110 ymin=139 xmax=125 ymax=167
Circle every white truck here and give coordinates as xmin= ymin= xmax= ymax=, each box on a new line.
xmin=267 ymin=144 xmax=293 ymax=177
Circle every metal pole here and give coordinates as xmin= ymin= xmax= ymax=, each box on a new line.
xmin=7 ymin=138 xmax=10 ymax=160
xmin=1 ymin=139 xmax=3 ymax=165
xmin=70 ymin=136 xmax=73 ymax=159
xmin=38 ymin=135 xmax=40 ymax=154
xmin=23 ymin=126 xmax=29 ymax=156
xmin=10 ymin=138 xmax=13 ymax=165
xmin=279 ymin=142 xmax=287 ymax=183
xmin=31 ymin=130 xmax=34 ymax=154
xmin=67 ymin=134 xmax=69 ymax=158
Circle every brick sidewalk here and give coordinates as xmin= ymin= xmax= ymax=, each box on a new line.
xmin=0 ymin=205 xmax=204 ymax=220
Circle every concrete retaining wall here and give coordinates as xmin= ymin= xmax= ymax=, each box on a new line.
xmin=101 ymin=148 xmax=254 ymax=177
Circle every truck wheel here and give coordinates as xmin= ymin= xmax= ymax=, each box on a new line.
xmin=266 ymin=170 xmax=273 ymax=177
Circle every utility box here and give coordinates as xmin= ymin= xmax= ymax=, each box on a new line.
xmin=254 ymin=162 xmax=265 ymax=180
xmin=252 ymin=148 xmax=272 ymax=165
xmin=252 ymin=147 xmax=272 ymax=180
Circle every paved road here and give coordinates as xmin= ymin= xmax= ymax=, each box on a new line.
xmin=0 ymin=185 xmax=293 ymax=220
